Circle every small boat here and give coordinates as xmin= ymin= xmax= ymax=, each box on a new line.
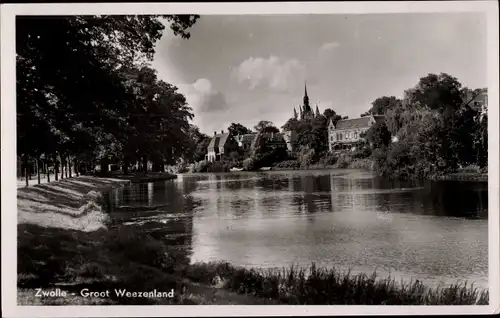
xmin=230 ymin=167 xmax=244 ymax=172
xmin=259 ymin=167 xmax=272 ymax=171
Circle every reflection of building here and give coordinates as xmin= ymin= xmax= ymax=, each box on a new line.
xmin=328 ymin=114 xmax=385 ymax=151
xmin=206 ymin=130 xmax=239 ymax=162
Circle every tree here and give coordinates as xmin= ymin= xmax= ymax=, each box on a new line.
xmin=405 ymin=73 xmax=463 ymax=113
xmin=254 ymin=120 xmax=275 ymax=133
xmin=281 ymin=118 xmax=300 ymax=131
xmin=261 ymin=125 xmax=280 ymax=134
xmin=365 ymin=121 xmax=391 ymax=149
xmin=228 ymin=123 xmax=253 ymax=136
xmin=366 ymin=96 xmax=402 ymax=115
xmin=323 ymin=109 xmax=342 ymax=125
xmin=16 ymin=15 xmax=199 ymax=182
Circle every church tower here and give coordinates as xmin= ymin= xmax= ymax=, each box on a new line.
xmin=301 ymin=81 xmax=314 ymax=120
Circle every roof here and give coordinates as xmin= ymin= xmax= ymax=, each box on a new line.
xmin=333 ymin=115 xmax=385 ymax=130
xmin=208 ymin=132 xmax=232 ymax=149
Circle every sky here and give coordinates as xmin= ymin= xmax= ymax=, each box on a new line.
xmin=151 ymin=13 xmax=487 ymax=135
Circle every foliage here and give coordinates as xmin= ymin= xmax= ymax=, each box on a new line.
xmin=17 ymin=14 xmax=200 ymax=183
xmin=323 ymin=108 xmax=343 ymax=125
xmin=243 ymin=157 xmax=256 ymax=171
xmin=274 ymin=160 xmax=301 ymax=169
xmin=361 ymin=96 xmax=402 ymax=117
xmin=206 ymin=161 xmax=231 ymax=173
xmin=228 ymin=123 xmax=253 ymax=136
xmin=254 ymin=120 xmax=276 ymax=133
xmin=296 ymin=146 xmax=316 ymax=168
xmin=318 ymin=152 xmax=339 ymax=166
xmin=369 ymin=73 xmax=487 ymax=179
xmin=365 ymin=121 xmax=392 ymax=149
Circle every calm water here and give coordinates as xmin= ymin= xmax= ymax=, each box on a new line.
xmin=106 ymin=169 xmax=488 ymax=289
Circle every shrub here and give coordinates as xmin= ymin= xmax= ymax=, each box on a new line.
xmin=192 ymin=160 xmax=209 ymax=173
xmin=243 ymin=157 xmax=256 ymax=171
xmin=318 ymin=153 xmax=338 ymax=166
xmin=297 ymin=146 xmax=316 ymax=168
xmin=206 ymin=161 xmax=231 ymax=173
xmin=274 ymin=160 xmax=300 ymax=169
xmin=352 ymin=146 xmax=372 ymax=159
xmin=333 ymin=153 xmax=352 ymax=169
xmin=349 ymin=158 xmax=374 ymax=170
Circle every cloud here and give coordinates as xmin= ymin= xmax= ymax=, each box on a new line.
xmin=177 ymin=78 xmax=229 ymax=113
xmin=233 ymin=55 xmax=307 ymax=92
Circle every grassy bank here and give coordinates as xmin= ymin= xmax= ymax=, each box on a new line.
xmin=17 ymin=175 xmax=488 ymax=305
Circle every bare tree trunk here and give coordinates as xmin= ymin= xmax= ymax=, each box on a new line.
xmin=68 ymin=157 xmax=72 ymax=178
xmin=37 ymin=159 xmax=41 ymax=184
xmin=74 ymin=159 xmax=79 ymax=177
xmin=60 ymin=154 xmax=65 ymax=179
xmin=24 ymin=154 xmax=29 ymax=187
xmin=55 ymin=155 xmax=59 ymax=181
xmin=47 ymin=163 xmax=51 ymax=183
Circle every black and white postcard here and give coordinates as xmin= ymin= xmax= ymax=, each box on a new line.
xmin=1 ymin=1 xmax=499 ymax=317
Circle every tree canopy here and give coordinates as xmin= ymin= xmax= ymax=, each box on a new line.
xmin=17 ymin=15 xmax=200 ymax=182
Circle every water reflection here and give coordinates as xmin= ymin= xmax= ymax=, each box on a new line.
xmin=105 ymin=170 xmax=488 ymax=289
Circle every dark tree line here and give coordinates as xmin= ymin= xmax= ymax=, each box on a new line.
xmin=17 ymin=15 xmax=199 ymax=186
xmin=365 ymin=73 xmax=488 ymax=179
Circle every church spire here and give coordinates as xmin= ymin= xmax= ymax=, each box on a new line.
xmin=303 ymin=81 xmax=310 ymax=113
xmin=293 ymin=107 xmax=298 ymax=119
xmin=315 ymin=104 xmax=321 ymax=117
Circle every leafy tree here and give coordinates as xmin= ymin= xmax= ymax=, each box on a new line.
xmin=365 ymin=121 xmax=391 ymax=149
xmin=323 ymin=108 xmax=342 ymax=125
xmin=228 ymin=123 xmax=253 ymax=136
xmin=366 ymin=96 xmax=402 ymax=115
xmin=16 ymin=15 xmax=199 ymax=183
xmin=405 ymin=73 xmax=463 ymax=113
xmin=254 ymin=120 xmax=275 ymax=133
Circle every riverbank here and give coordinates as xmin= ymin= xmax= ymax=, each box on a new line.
xmin=17 ymin=175 xmax=488 ymax=305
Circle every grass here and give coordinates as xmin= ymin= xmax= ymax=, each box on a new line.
xmin=182 ymin=262 xmax=489 ymax=305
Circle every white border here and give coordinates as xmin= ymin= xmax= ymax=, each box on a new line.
xmin=1 ymin=1 xmax=499 ymax=317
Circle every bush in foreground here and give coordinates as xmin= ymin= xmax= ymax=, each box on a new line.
xmin=182 ymin=262 xmax=488 ymax=305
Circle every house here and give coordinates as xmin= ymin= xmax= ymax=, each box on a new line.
xmin=206 ymin=130 xmax=239 ymax=162
xmin=328 ymin=114 xmax=385 ymax=152
xmin=234 ymin=133 xmax=257 ymax=151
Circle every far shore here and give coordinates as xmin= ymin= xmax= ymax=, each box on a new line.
xmin=181 ymin=163 xmax=488 ymax=182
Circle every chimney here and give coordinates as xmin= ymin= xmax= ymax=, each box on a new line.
xmin=221 ymin=130 xmax=224 ymax=134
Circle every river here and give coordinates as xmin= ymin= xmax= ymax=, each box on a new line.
xmin=105 ymin=169 xmax=488 ymax=290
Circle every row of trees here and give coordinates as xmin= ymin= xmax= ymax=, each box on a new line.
xmin=17 ymin=15 xmax=200 ymax=186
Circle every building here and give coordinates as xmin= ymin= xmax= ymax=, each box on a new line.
xmin=234 ymin=133 xmax=257 ymax=151
xmin=328 ymin=114 xmax=385 ymax=152
xmin=206 ymin=130 xmax=238 ymax=162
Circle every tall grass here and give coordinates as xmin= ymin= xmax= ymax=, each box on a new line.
xmin=183 ymin=262 xmax=489 ymax=305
